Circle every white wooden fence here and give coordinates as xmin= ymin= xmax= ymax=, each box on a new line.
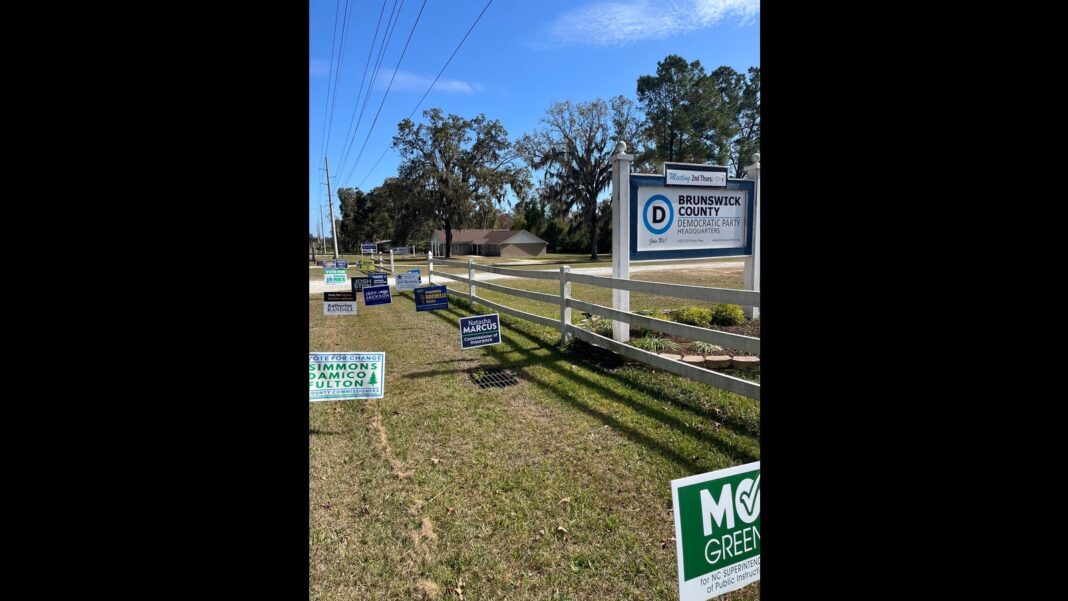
xmin=427 ymin=256 xmax=760 ymax=401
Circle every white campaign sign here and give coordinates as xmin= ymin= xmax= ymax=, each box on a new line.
xmin=324 ymin=301 xmax=356 ymax=315
xmin=636 ymin=186 xmax=747 ymax=252
xmin=666 ymin=167 xmax=727 ymax=187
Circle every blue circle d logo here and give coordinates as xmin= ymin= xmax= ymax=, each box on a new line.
xmin=643 ymin=194 xmax=674 ymax=235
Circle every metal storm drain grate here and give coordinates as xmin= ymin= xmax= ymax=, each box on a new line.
xmin=469 ymin=367 xmax=520 ymax=389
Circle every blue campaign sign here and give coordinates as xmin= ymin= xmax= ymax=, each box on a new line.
xmin=363 ymin=285 xmax=393 ymax=306
xmin=629 ymin=167 xmax=755 ymax=261
xmin=415 ymin=285 xmax=449 ymax=312
xmin=334 ymin=260 xmax=348 ymax=268
xmin=361 ymin=244 xmax=377 ymax=253
xmin=370 ymin=272 xmax=388 ymax=286
xmin=459 ymin=313 xmax=501 ymax=349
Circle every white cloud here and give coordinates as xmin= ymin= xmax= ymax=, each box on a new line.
xmin=310 ymin=59 xmax=330 ymax=78
xmin=375 ymin=69 xmax=484 ymax=94
xmin=537 ymin=0 xmax=758 ymax=48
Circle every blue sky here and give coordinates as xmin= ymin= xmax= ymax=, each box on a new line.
xmin=309 ymin=0 xmax=759 ymax=234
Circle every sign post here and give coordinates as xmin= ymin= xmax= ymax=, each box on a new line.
xmin=671 ymin=461 xmax=761 ymax=600
xmin=611 ymin=141 xmax=634 ymax=342
xmin=742 ymin=153 xmax=760 ymax=319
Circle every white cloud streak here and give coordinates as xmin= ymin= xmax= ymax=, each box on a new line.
xmin=375 ymin=69 xmax=484 ymax=94
xmin=539 ymin=0 xmax=758 ymax=48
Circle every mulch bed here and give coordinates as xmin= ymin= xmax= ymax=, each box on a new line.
xmin=630 ymin=318 xmax=761 ymax=357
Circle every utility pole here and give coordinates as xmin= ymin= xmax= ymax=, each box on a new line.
xmin=324 ymin=157 xmax=340 ymax=259
xmin=318 ymin=202 xmax=326 ymax=252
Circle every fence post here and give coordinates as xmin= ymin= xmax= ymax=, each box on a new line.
xmin=468 ymin=258 xmax=477 ymax=299
xmin=742 ymin=152 xmax=761 ymax=320
xmin=428 ymin=250 xmax=433 ymax=285
xmin=390 ymin=250 xmax=395 ymax=275
xmin=611 ymin=141 xmax=634 ymax=342
xmin=559 ymin=265 xmax=572 ymax=345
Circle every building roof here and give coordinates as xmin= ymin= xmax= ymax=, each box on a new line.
xmin=431 ymin=229 xmax=547 ymax=245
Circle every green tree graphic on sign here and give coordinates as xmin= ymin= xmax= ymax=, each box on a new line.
xmin=369 ymin=371 xmax=377 ymax=386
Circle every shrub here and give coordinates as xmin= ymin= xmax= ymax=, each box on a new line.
xmin=577 ymin=312 xmax=613 ymax=337
xmin=634 ymin=308 xmax=671 ymax=336
xmin=673 ymin=306 xmax=713 ymax=327
xmin=631 ymin=335 xmax=680 ymax=354
xmin=710 ymin=304 xmax=746 ymax=326
xmin=689 ymin=341 xmax=724 ymax=356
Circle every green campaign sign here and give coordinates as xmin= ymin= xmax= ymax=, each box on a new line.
xmin=359 ymin=259 xmax=373 ymax=270
xmin=309 ymin=353 xmax=385 ymax=401
xmin=324 ymin=268 xmax=347 ymax=284
xmin=671 ymin=461 xmax=760 ymax=600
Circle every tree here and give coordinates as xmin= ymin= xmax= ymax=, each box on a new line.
xmin=393 ymin=109 xmax=526 ymax=257
xmin=636 ymin=55 xmax=708 ymax=167
xmin=336 ymin=187 xmax=372 ymax=252
xmin=518 ymin=96 xmax=643 ymax=260
xmin=732 ymin=67 xmax=760 ymax=177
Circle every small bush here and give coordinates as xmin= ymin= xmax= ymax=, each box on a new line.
xmin=710 ymin=304 xmax=745 ymax=326
xmin=689 ymin=341 xmax=724 ymax=356
xmin=673 ymin=307 xmax=713 ymax=327
xmin=634 ymin=308 xmax=671 ymax=336
xmin=577 ymin=312 xmax=613 ymax=337
xmin=631 ymin=335 xmax=680 ymax=354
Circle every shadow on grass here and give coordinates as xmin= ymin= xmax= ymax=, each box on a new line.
xmin=309 ymin=428 xmax=343 ymax=436
xmin=401 ymin=293 xmax=757 ymax=469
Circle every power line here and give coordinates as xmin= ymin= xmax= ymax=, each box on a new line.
xmin=342 ymin=0 xmax=430 ymax=186
xmin=336 ymin=0 xmax=405 ymax=181
xmin=331 ymin=0 xmax=389 ymax=182
xmin=357 ymin=0 xmax=495 ymax=189
xmin=318 ymin=0 xmax=343 ymax=162
xmin=323 ymin=0 xmax=354 ymax=158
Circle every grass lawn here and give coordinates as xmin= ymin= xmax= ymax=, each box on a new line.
xmin=310 ymin=278 xmax=760 ymax=599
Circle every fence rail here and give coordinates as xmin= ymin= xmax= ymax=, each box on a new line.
xmin=566 ymin=272 xmax=760 ymax=306
xmin=566 ymin=297 xmax=760 ymax=355
xmin=428 ymin=254 xmax=760 ymax=400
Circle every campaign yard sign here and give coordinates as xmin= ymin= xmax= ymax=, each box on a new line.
xmin=459 ymin=313 xmax=501 ymax=349
xmin=324 ymin=268 xmax=347 ymax=284
xmin=671 ymin=462 xmax=760 ymax=600
xmin=415 ymin=285 xmax=448 ymax=311
xmin=370 ymin=272 xmax=388 ymax=286
xmin=309 ymin=353 xmax=385 ymax=401
xmin=362 ymin=285 xmax=392 ymax=306
xmin=396 ymin=272 xmax=421 ymax=291
xmin=323 ymin=291 xmax=357 ymax=315
xmin=359 ymin=259 xmax=374 ymax=271
xmin=351 ymin=276 xmax=374 ymax=292
xmin=361 ymin=243 xmax=377 ymax=253
xmin=334 ymin=259 xmax=348 ymax=268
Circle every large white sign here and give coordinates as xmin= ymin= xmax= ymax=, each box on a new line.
xmin=636 ymin=186 xmax=747 ymax=252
